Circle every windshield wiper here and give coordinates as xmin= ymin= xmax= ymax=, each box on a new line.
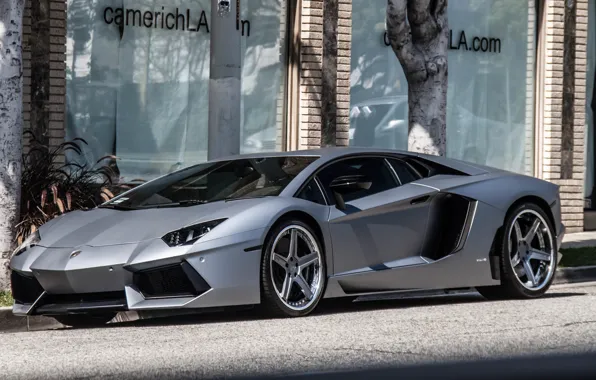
xmin=142 ymin=200 xmax=210 ymax=208
xmin=224 ymin=195 xmax=273 ymax=202
xmin=98 ymin=204 xmax=135 ymax=211
xmin=177 ymin=200 xmax=209 ymax=206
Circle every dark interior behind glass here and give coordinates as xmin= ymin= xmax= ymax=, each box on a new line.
xmin=101 ymin=156 xmax=319 ymax=209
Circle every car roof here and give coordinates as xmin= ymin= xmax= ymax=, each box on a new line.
xmin=208 ymin=147 xmax=413 ymax=162
xmin=209 ymin=147 xmax=494 ymax=177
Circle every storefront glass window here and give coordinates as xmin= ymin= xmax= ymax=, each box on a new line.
xmin=350 ymin=0 xmax=536 ymax=175
xmin=66 ymin=0 xmax=288 ymax=182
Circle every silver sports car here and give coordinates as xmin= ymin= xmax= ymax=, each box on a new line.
xmin=10 ymin=148 xmax=565 ymax=326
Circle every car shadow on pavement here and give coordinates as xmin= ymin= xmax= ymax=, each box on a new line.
xmin=318 ymin=291 xmax=586 ymax=315
xmin=82 ymin=291 xmax=585 ymax=330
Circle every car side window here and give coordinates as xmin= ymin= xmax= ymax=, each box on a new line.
xmin=297 ymin=180 xmax=327 ymax=205
xmin=387 ymin=158 xmax=422 ymax=185
xmin=317 ymin=157 xmax=398 ymax=204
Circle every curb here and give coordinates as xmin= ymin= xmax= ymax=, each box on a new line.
xmin=553 ymin=265 xmax=596 ymax=285
xmin=0 ymin=308 xmax=139 ymax=333
xmin=0 ymin=308 xmax=62 ymax=333
xmin=2 ymin=266 xmax=596 ymax=332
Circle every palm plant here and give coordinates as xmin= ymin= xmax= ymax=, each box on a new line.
xmin=15 ymin=132 xmax=129 ymax=246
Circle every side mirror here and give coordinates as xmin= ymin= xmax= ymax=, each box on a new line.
xmin=329 ymin=174 xmax=372 ymax=211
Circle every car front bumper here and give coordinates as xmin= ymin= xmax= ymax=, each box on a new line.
xmin=10 ymin=230 xmax=265 ymax=317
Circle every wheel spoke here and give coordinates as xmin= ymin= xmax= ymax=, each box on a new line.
xmin=294 ymin=274 xmax=313 ymax=300
xmin=528 ymin=249 xmax=551 ymax=263
xmin=270 ymin=225 xmax=323 ymax=310
xmin=511 ymin=251 xmax=521 ymax=267
xmin=524 ymin=219 xmax=541 ymax=244
xmin=514 ymin=221 xmax=523 ymax=243
xmin=289 ymin=229 xmax=298 ymax=259
xmin=298 ymin=252 xmax=319 ymax=268
xmin=272 ymin=253 xmax=288 ymax=268
xmin=281 ymin=274 xmax=293 ymax=301
xmin=522 ymin=259 xmax=537 ymax=286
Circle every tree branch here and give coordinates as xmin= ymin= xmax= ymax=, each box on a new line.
xmin=407 ymin=0 xmax=447 ymax=43
xmin=386 ymin=0 xmax=426 ymax=81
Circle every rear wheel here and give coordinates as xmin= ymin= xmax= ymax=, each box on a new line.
xmin=261 ymin=220 xmax=326 ymax=317
xmin=477 ymin=202 xmax=557 ymax=300
xmin=54 ymin=313 xmax=116 ymax=328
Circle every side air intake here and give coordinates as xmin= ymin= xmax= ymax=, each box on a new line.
xmin=421 ymin=194 xmax=477 ymax=261
xmin=11 ymin=271 xmax=44 ymax=305
xmin=132 ymin=261 xmax=210 ymax=299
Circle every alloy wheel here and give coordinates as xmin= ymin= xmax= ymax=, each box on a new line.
xmin=507 ymin=209 xmax=555 ymax=291
xmin=270 ymin=225 xmax=323 ymax=311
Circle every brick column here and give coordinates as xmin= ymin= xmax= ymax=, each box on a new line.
xmin=525 ymin=0 xmax=536 ymax=176
xmin=299 ymin=1 xmax=323 ymax=149
xmin=539 ymin=0 xmax=587 ymax=232
xmin=298 ymin=0 xmax=351 ymax=149
xmin=48 ymin=0 xmax=67 ymax=157
xmin=21 ymin=0 xmax=66 ymax=160
xmin=335 ymin=0 xmax=351 ymax=146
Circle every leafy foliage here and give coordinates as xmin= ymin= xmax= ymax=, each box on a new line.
xmin=0 ymin=291 xmax=13 ymax=307
xmin=15 ymin=132 xmax=130 ymax=246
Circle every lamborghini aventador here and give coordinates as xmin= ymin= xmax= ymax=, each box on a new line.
xmin=9 ymin=148 xmax=565 ymax=326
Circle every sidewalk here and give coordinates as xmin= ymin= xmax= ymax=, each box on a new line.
xmin=562 ymin=231 xmax=596 ymax=249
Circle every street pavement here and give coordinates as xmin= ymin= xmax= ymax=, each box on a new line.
xmin=2 ymin=282 xmax=596 ymax=379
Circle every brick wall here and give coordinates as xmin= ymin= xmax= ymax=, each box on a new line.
xmin=299 ymin=1 xmax=323 ymax=149
xmin=335 ymin=0 xmax=351 ymax=147
xmin=540 ymin=0 xmax=587 ymax=232
xmin=298 ymin=0 xmax=351 ymax=148
xmin=21 ymin=0 xmax=67 ymax=160
xmin=525 ymin=0 xmax=536 ymax=176
xmin=48 ymin=0 xmax=67 ymax=155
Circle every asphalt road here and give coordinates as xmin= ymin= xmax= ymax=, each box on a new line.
xmin=2 ymin=282 xmax=596 ymax=380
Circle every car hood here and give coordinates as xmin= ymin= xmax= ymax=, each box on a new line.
xmin=36 ymin=198 xmax=273 ymax=248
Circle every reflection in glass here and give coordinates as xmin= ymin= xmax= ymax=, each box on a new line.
xmin=100 ymin=156 xmax=319 ymax=209
xmin=240 ymin=0 xmax=288 ymax=154
xmin=349 ymin=0 xmax=536 ymax=175
xmin=66 ymin=0 xmax=288 ymax=182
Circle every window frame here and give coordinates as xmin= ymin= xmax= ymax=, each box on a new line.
xmin=296 ymin=177 xmax=329 ymax=206
xmin=385 ymin=157 xmax=424 ymax=185
xmin=293 ymin=154 xmax=404 ymax=206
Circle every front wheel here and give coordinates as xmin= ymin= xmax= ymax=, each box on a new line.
xmin=477 ymin=202 xmax=557 ymax=300
xmin=54 ymin=313 xmax=116 ymax=328
xmin=261 ymin=220 xmax=327 ymax=317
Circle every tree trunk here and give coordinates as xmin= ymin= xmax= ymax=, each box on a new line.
xmin=0 ymin=0 xmax=25 ymax=290
xmin=387 ymin=0 xmax=448 ymax=156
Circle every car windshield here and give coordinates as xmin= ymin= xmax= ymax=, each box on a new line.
xmin=100 ymin=156 xmax=319 ymax=209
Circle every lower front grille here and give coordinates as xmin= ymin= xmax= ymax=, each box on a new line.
xmin=11 ymin=271 xmax=44 ymax=304
xmin=133 ymin=261 xmax=210 ymax=299
xmin=33 ymin=291 xmax=128 ymax=315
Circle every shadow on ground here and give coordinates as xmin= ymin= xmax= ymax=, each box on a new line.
xmin=67 ymin=290 xmax=586 ymax=331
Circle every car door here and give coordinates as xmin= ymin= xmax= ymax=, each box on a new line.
xmin=316 ymin=156 xmax=438 ymax=277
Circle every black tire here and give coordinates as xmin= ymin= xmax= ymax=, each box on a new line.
xmin=260 ymin=219 xmax=327 ymax=317
xmin=477 ymin=202 xmax=557 ymax=300
xmin=54 ymin=313 xmax=116 ymax=328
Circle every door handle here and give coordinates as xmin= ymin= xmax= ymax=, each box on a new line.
xmin=410 ymin=195 xmax=430 ymax=205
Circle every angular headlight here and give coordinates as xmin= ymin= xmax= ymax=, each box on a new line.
xmin=12 ymin=230 xmax=41 ymax=257
xmin=161 ymin=219 xmax=227 ymax=247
